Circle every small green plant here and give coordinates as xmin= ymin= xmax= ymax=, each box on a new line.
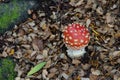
xmin=0 ymin=57 xmax=17 ymax=80
xmin=27 ymin=62 xmax=46 ymax=76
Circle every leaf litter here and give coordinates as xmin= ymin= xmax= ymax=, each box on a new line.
xmin=0 ymin=0 xmax=120 ymax=80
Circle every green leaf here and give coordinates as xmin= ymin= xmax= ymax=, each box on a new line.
xmin=27 ymin=62 xmax=46 ymax=76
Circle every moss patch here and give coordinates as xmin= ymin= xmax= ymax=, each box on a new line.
xmin=0 ymin=0 xmax=21 ymax=32
xmin=0 ymin=57 xmax=17 ymax=80
xmin=0 ymin=0 xmax=39 ymax=33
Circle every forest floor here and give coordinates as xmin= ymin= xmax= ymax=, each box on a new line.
xmin=0 ymin=0 xmax=120 ymax=80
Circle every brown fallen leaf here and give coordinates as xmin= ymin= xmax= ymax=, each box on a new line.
xmin=48 ymin=72 xmax=56 ymax=79
xmin=32 ymin=13 xmax=37 ymax=19
xmin=32 ymin=38 xmax=44 ymax=51
xmin=18 ymin=29 xmax=25 ymax=36
xmin=72 ymin=59 xmax=81 ymax=66
xmin=42 ymin=27 xmax=52 ymax=40
xmin=68 ymin=66 xmax=75 ymax=74
xmin=49 ymin=68 xmax=57 ymax=73
xmin=115 ymin=32 xmax=120 ymax=38
xmin=90 ymin=74 xmax=98 ymax=80
xmin=109 ymin=51 xmax=120 ymax=58
xmin=42 ymin=69 xmax=48 ymax=79
xmin=44 ymin=59 xmax=52 ymax=68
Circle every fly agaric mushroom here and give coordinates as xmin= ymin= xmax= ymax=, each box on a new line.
xmin=62 ymin=23 xmax=90 ymax=58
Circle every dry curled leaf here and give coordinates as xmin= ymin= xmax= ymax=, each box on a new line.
xmin=109 ymin=51 xmax=120 ymax=58
xmin=72 ymin=59 xmax=81 ymax=66
xmin=32 ymin=38 xmax=44 ymax=51
xmin=18 ymin=29 xmax=25 ymax=36
xmin=48 ymin=72 xmax=55 ymax=79
xmin=90 ymin=74 xmax=98 ymax=80
xmin=42 ymin=69 xmax=48 ymax=79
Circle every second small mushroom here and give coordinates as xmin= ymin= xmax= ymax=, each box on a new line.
xmin=63 ymin=23 xmax=90 ymax=58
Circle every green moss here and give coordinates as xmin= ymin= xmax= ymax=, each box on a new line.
xmin=0 ymin=58 xmax=17 ymax=80
xmin=0 ymin=0 xmax=20 ymax=30
xmin=0 ymin=0 xmax=39 ymax=33
xmin=0 ymin=0 xmax=40 ymax=33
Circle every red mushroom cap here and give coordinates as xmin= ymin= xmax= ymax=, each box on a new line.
xmin=63 ymin=23 xmax=90 ymax=50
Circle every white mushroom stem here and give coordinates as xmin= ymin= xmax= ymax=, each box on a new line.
xmin=67 ymin=47 xmax=86 ymax=58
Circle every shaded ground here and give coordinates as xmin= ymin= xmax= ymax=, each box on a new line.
xmin=0 ymin=0 xmax=120 ymax=80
